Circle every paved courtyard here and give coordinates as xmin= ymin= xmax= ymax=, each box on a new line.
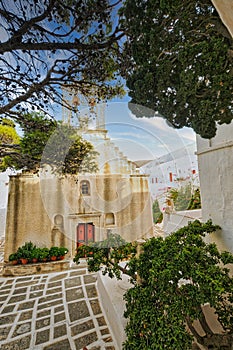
xmin=0 ymin=264 xmax=117 ymax=350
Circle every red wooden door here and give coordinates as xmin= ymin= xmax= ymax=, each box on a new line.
xmin=87 ymin=223 xmax=95 ymax=243
xmin=77 ymin=223 xmax=95 ymax=248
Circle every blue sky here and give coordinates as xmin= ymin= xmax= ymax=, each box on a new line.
xmin=104 ymin=100 xmax=196 ymax=161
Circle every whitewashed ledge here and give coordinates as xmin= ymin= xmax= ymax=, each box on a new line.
xmin=2 ymin=259 xmax=70 ymax=277
xmin=97 ymin=267 xmax=132 ymax=350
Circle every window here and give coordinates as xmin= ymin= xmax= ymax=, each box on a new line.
xmin=80 ymin=180 xmax=90 ymax=195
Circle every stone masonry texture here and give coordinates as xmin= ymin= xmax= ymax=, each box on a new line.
xmin=0 ymin=265 xmax=117 ymax=350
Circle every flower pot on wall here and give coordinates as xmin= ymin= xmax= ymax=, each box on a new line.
xmin=49 ymin=247 xmax=68 ymax=261
xmin=11 ymin=260 xmax=18 ymax=265
xmin=9 ymin=253 xmax=19 ymax=265
xmin=20 ymin=258 xmax=28 ymax=265
xmin=38 ymin=248 xmax=50 ymax=262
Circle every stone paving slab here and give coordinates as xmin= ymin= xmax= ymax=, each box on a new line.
xmin=0 ymin=265 xmax=117 ymax=350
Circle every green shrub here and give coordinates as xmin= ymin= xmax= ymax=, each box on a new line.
xmin=168 ymin=184 xmax=201 ymax=211
xmin=58 ymin=247 xmax=69 ymax=256
xmin=8 ymin=242 xmax=69 ymax=263
xmin=152 ymin=199 xmax=163 ymax=223
xmin=38 ymin=248 xmax=50 ymax=261
xmin=8 ymin=253 xmax=19 ymax=261
xmin=49 ymin=247 xmax=60 ymax=257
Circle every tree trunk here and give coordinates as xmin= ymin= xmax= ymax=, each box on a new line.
xmin=196 ymin=333 xmax=233 ymax=350
xmin=188 ymin=315 xmax=233 ymax=349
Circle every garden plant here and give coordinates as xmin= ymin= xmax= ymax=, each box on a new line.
xmin=74 ymin=221 xmax=233 ymax=349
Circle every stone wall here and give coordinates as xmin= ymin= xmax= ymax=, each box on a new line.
xmin=4 ymin=172 xmax=153 ymax=262
xmin=2 ymin=260 xmax=70 ymax=277
xmin=4 ymin=173 xmax=71 ymax=262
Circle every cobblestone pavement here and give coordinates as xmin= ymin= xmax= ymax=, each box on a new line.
xmin=0 ymin=265 xmax=117 ymax=350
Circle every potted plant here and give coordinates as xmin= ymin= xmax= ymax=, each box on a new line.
xmin=9 ymin=253 xmax=19 ymax=265
xmin=38 ymin=247 xmax=49 ymax=262
xmin=16 ymin=241 xmax=37 ymax=264
xmin=49 ymin=247 xmax=60 ymax=261
xmin=17 ymin=247 xmax=31 ymax=264
xmin=22 ymin=241 xmax=36 ymax=251
xmin=31 ymin=248 xmax=40 ymax=263
xmin=57 ymin=247 xmax=69 ymax=260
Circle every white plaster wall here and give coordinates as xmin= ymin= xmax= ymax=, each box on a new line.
xmin=163 ymin=209 xmax=202 ymax=236
xmin=97 ymin=271 xmax=131 ymax=350
xmin=141 ymin=144 xmax=199 ymax=200
xmin=197 ymin=121 xmax=233 ymax=253
xmin=0 ymin=169 xmax=21 ymax=239
xmin=83 ymin=131 xmax=136 ymax=175
xmin=0 ymin=209 xmax=6 ymax=238
xmin=0 ymin=170 xmax=12 ymax=238
xmin=0 ymin=171 xmax=9 ymax=209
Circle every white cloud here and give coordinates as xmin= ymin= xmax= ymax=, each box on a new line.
xmin=109 ymin=130 xmax=152 ymax=140
xmin=105 ymin=102 xmax=197 ymax=161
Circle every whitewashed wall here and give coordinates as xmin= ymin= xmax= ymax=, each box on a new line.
xmin=197 ymin=121 xmax=233 ymax=253
xmin=141 ymin=143 xmax=199 ymax=200
xmin=163 ymin=209 xmax=202 ymax=236
xmin=0 ymin=169 xmax=18 ymax=238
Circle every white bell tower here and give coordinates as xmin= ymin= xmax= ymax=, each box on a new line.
xmin=62 ymin=85 xmax=106 ymax=131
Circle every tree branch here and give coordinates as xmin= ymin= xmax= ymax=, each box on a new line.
xmin=186 ymin=316 xmax=204 ymax=346
xmin=0 ymin=68 xmax=52 ymax=114
xmin=0 ymin=1 xmax=125 ymax=117
xmin=0 ymin=32 xmax=124 ymax=54
xmin=197 ymin=306 xmax=214 ymax=336
xmin=0 ymin=144 xmax=20 ymax=149
xmin=108 ymin=259 xmax=135 ymax=278
xmin=5 ymin=0 xmax=57 ymax=44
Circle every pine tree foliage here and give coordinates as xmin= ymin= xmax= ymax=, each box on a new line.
xmin=121 ymin=0 xmax=233 ymax=138
xmin=1 ymin=112 xmax=98 ymax=173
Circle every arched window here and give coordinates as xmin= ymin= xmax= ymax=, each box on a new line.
xmin=80 ymin=180 xmax=90 ymax=195
xmin=105 ymin=213 xmax=115 ymax=225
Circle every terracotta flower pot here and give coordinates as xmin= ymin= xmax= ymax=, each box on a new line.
xmin=50 ymin=256 xmax=57 ymax=261
xmin=12 ymin=260 xmax=18 ymax=265
xmin=32 ymin=258 xmax=38 ymax=263
xmin=20 ymin=258 xmax=28 ymax=265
